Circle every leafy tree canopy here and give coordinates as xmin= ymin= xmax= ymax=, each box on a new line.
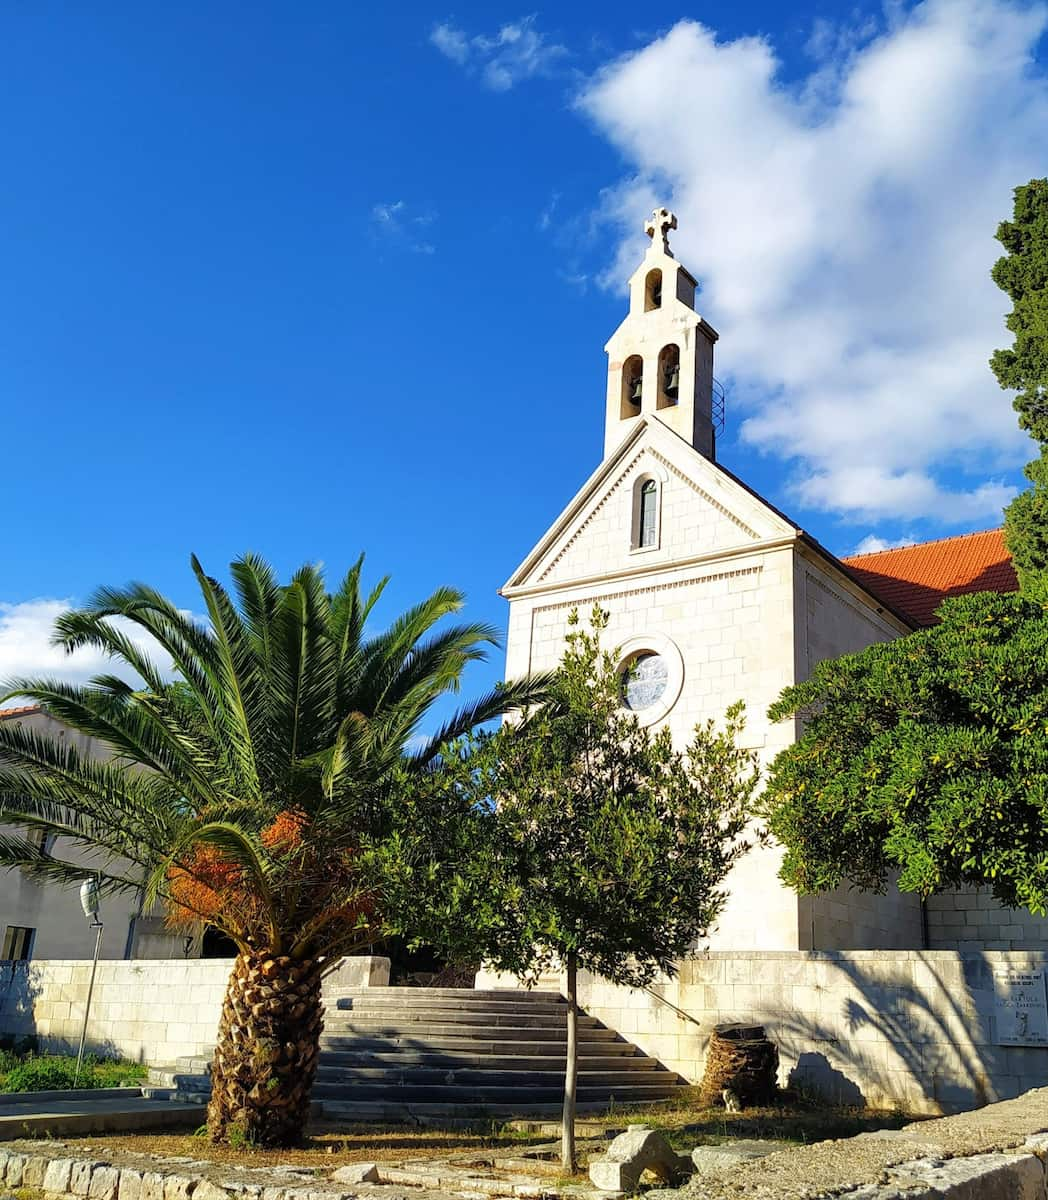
xmin=406 ymin=607 xmax=759 ymax=988
xmin=762 ymin=592 xmax=1048 ymax=916
xmin=992 ymin=178 xmax=1048 ymax=597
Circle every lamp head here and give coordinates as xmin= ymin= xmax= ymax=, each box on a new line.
xmin=79 ymin=877 xmax=101 ymax=922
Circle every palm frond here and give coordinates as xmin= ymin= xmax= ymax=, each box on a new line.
xmin=409 ymin=672 xmax=556 ymax=765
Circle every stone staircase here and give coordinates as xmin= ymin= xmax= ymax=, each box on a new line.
xmin=146 ymin=986 xmax=686 ymax=1124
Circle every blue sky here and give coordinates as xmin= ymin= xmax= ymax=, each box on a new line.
xmin=2 ymin=0 xmax=1047 ymax=719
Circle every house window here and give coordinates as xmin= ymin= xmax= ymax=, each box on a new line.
xmin=2 ymin=926 xmax=34 ymax=961
xmin=639 ymin=480 xmax=657 ymax=548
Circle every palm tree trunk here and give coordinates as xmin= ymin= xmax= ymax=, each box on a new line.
xmin=207 ymin=950 xmax=324 ymax=1147
xmin=561 ymin=950 xmax=578 ymax=1173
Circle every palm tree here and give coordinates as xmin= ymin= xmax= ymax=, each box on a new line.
xmin=0 ymin=553 xmax=545 ymax=1147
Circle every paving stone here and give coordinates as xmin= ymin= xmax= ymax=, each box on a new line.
xmin=690 ymin=1140 xmax=782 ymax=1175
xmin=23 ymin=1155 xmax=47 ymax=1188
xmin=193 ymin=1181 xmax=231 ymax=1200
xmin=888 ymin=1151 xmax=1047 ymax=1200
xmin=331 ymin=1164 xmax=379 ymax=1184
xmin=162 ymin=1173 xmax=198 ymax=1200
xmin=43 ymin=1158 xmax=75 ymax=1194
xmin=141 ymin=1171 xmax=167 ymax=1200
xmin=120 ymin=1167 xmax=144 ymax=1200
xmin=90 ymin=1167 xmax=122 ymax=1200
xmin=71 ymin=1161 xmax=102 ymax=1195
xmin=5 ymin=1155 xmax=25 ymax=1187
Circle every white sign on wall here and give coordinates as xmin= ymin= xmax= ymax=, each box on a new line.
xmin=993 ymin=968 xmax=1048 ymax=1047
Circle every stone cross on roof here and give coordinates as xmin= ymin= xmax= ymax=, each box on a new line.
xmin=645 ymin=207 xmax=677 ymax=255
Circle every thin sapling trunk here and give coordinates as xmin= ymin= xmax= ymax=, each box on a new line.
xmin=561 ymin=950 xmax=578 ymax=1173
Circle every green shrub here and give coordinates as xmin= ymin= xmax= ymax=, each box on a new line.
xmin=88 ymin=1057 xmax=145 ymax=1087
xmin=0 ymin=1051 xmax=146 ymax=1093
xmin=2 ymin=1055 xmax=80 ymax=1092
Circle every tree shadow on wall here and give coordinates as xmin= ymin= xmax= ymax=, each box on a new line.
xmin=768 ymin=950 xmax=1017 ymax=1114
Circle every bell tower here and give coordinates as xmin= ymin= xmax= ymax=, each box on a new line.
xmin=603 ymin=208 xmax=719 ymax=460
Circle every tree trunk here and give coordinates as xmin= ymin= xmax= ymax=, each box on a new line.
xmin=561 ymin=951 xmax=578 ymax=1173
xmin=207 ymin=950 xmax=324 ymax=1147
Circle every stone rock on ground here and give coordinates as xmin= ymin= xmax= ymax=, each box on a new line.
xmin=332 ymin=1163 xmax=380 ymax=1184
xmin=691 ymin=1141 xmax=784 ymax=1176
xmin=589 ymin=1125 xmax=691 ymax=1193
xmin=849 ymin=1151 xmax=1046 ymax=1200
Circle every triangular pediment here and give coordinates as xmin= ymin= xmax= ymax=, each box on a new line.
xmin=504 ymin=419 xmax=798 ymax=594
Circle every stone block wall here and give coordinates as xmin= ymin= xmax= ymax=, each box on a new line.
xmin=927 ymin=886 xmax=1048 ymax=950
xmin=490 ymin=950 xmax=1048 ymax=1116
xmin=0 ymin=955 xmax=389 ymax=1066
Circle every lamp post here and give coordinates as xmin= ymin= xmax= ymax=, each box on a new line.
xmin=73 ymin=877 xmax=104 ymax=1088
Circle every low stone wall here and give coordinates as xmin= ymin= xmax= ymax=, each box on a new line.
xmin=481 ymin=950 xmax=1048 ymax=1115
xmin=0 ymin=956 xmax=390 ymax=1066
xmin=3 ymin=1087 xmax=1048 ymax=1199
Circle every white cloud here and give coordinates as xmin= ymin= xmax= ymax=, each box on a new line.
xmin=578 ymin=0 xmax=1048 ymax=525
xmin=370 ymin=200 xmax=436 ymax=255
xmin=851 ymin=534 xmax=918 ymax=555
xmin=430 ymin=16 xmax=568 ymax=90
xmin=0 ymin=599 xmax=182 ymax=696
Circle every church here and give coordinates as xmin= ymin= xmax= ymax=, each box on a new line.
xmin=499 ymin=207 xmax=1044 ymax=959
xmin=479 ymin=208 xmax=1048 ymax=1111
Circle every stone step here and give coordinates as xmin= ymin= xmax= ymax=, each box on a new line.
xmin=317 ymin=1050 xmax=662 ymax=1071
xmin=332 ymin=997 xmax=567 ymax=1016
xmin=311 ymin=1081 xmax=681 ymax=1103
xmin=324 ymin=1009 xmax=595 ymax=1029
xmin=313 ymin=1068 xmax=677 ymax=1089
xmin=319 ymin=1033 xmax=633 ymax=1055
xmin=321 ymin=1021 xmax=616 ymax=1041
xmin=319 ymin=1032 xmax=624 ymax=1060
xmin=146 ymin=1070 xmax=211 ymax=1090
xmin=144 ymin=986 xmax=686 ymax=1120
xmin=327 ymin=987 xmax=562 ymax=1002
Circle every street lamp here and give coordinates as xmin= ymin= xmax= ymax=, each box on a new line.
xmin=73 ymin=876 xmax=104 ymax=1088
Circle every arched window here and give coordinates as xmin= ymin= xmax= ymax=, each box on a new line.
xmin=638 ymin=479 xmax=657 ymax=548
xmin=620 ymin=355 xmax=643 ymax=419
xmin=657 ymin=344 xmax=680 ymax=409
xmin=645 ymin=269 xmax=662 ymax=311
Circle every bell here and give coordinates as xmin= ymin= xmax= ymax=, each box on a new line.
xmin=629 ymin=376 xmax=643 ymax=404
xmin=651 ymin=281 xmax=662 ymax=307
xmin=665 ymin=362 xmax=680 ymax=397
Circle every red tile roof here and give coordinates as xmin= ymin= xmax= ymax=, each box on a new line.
xmin=0 ymin=704 xmax=43 ymax=721
xmin=841 ymin=528 xmax=1018 ymax=628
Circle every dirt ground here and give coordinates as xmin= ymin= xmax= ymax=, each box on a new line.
xmin=65 ymin=1124 xmax=554 ymax=1167
xmin=63 ymin=1096 xmax=913 ymax=1168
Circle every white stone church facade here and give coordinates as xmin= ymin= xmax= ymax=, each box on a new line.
xmin=502 ymin=207 xmax=934 ymax=953
xmin=483 ymin=210 xmax=1048 ymax=1110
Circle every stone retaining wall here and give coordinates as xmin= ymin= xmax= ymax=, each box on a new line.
xmin=481 ymin=950 xmax=1048 ymax=1115
xmin=0 ymin=956 xmax=390 ymax=1066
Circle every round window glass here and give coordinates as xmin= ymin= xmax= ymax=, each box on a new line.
xmin=621 ymin=652 xmax=669 ymax=711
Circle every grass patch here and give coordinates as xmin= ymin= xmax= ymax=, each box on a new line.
xmin=592 ymin=1087 xmax=914 ymax=1152
xmin=0 ymin=1051 xmax=145 ymax=1094
xmin=62 ymin=1095 xmax=916 ymax=1168
xmin=66 ymin=1124 xmax=556 ymax=1166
